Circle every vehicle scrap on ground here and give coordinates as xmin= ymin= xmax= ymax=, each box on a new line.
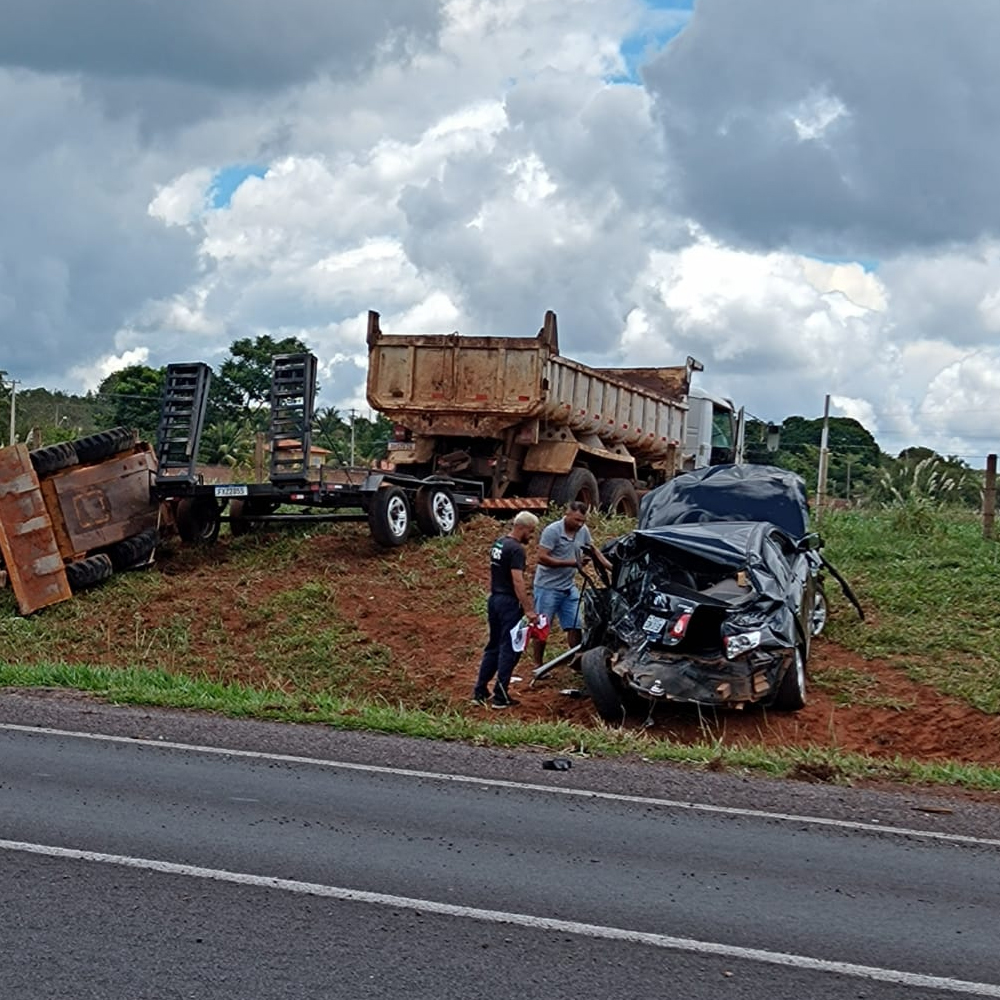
xmin=366 ymin=308 xmax=745 ymax=517
xmin=0 ymin=429 xmax=160 ymax=615
xmin=576 ymin=463 xmax=864 ymax=724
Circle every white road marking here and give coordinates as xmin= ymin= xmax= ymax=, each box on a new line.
xmin=1 ymin=722 xmax=998 ymax=849
xmin=2 ymin=836 xmax=998 ymax=997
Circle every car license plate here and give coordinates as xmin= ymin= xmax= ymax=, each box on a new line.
xmin=214 ymin=485 xmax=249 ymax=498
xmin=641 ymin=614 xmax=667 ymax=635
xmin=387 ymin=442 xmax=412 ymax=451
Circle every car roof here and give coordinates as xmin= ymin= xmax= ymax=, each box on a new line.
xmin=638 ymin=463 xmax=811 ymax=538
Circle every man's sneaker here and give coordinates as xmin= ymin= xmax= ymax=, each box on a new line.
xmin=490 ymin=697 xmax=520 ymax=710
xmin=470 ymin=694 xmax=490 ymax=706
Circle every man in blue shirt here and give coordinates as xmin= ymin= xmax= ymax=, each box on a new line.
xmin=531 ymin=501 xmax=612 ymax=672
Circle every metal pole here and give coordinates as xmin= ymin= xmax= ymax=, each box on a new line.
xmin=8 ymin=379 xmax=17 ymax=446
xmin=984 ymin=454 xmax=996 ymax=541
xmin=815 ymin=394 xmax=830 ymax=523
xmin=350 ymin=409 xmax=356 ymax=466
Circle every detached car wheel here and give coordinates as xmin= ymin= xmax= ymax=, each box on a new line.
xmin=772 ymin=645 xmax=807 ymax=711
xmin=580 ymin=647 xmax=625 ymax=725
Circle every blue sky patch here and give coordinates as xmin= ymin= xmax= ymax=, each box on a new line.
xmin=209 ymin=164 xmax=268 ymax=209
xmin=613 ymin=0 xmax=693 ymax=84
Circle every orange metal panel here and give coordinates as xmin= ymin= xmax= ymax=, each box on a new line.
xmin=0 ymin=444 xmax=72 ymax=614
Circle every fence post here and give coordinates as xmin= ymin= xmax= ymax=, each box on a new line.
xmin=984 ymin=454 xmax=996 ymax=540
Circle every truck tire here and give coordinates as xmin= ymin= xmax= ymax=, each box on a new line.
xmin=598 ymin=478 xmax=639 ymax=517
xmin=65 ymin=553 xmax=113 ymax=592
xmin=29 ymin=441 xmax=79 ymax=476
xmin=414 ymin=485 xmax=458 ymax=536
xmin=550 ymin=468 xmax=600 ymax=509
xmin=580 ymin=646 xmax=625 ymax=725
xmin=368 ymin=486 xmax=411 ymax=547
xmin=107 ymin=528 xmax=158 ymax=570
xmin=175 ymin=497 xmax=221 ymax=544
xmin=73 ymin=427 xmax=136 ymax=465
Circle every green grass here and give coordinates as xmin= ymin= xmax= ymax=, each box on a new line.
xmin=820 ymin=506 xmax=1000 ymax=712
xmin=4 ymin=659 xmax=1000 ymax=792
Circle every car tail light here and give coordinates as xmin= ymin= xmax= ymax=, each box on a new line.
xmin=669 ymin=612 xmax=691 ymax=638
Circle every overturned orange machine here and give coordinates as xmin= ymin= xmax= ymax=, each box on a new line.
xmin=0 ymin=429 xmax=160 ymax=615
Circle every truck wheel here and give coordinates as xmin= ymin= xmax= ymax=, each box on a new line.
xmin=107 ymin=528 xmax=158 ymax=570
xmin=73 ymin=427 xmax=136 ymax=465
xmin=175 ymin=497 xmax=221 ymax=544
xmin=550 ymin=468 xmax=600 ymax=509
xmin=29 ymin=441 xmax=79 ymax=476
xmin=598 ymin=478 xmax=639 ymax=517
xmin=772 ymin=645 xmax=807 ymax=711
xmin=580 ymin=646 xmax=625 ymax=725
xmin=414 ymin=485 xmax=457 ymax=536
xmin=65 ymin=553 xmax=114 ymax=592
xmin=368 ymin=486 xmax=411 ymax=547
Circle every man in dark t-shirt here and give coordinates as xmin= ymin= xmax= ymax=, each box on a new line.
xmin=472 ymin=511 xmax=540 ymax=709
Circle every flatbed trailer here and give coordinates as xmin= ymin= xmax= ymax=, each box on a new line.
xmin=150 ymin=354 xmax=483 ymax=547
xmin=152 ymin=468 xmax=483 ymax=547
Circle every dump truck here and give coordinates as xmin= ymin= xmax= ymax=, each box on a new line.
xmin=365 ymin=309 xmax=744 ymax=516
xmin=0 ymin=429 xmax=160 ymax=615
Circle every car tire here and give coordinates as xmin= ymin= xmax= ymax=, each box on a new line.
xmin=772 ymin=645 xmax=807 ymax=711
xmin=65 ymin=553 xmax=114 ymax=592
xmin=414 ymin=484 xmax=458 ymax=536
xmin=28 ymin=441 xmax=79 ymax=476
xmin=228 ymin=498 xmax=279 ymax=537
xmin=810 ymin=583 xmax=828 ymax=636
xmin=175 ymin=497 xmax=221 ymax=544
xmin=368 ymin=486 xmax=411 ymax=547
xmin=580 ymin=646 xmax=625 ymax=725
xmin=550 ymin=468 xmax=600 ymax=509
xmin=598 ymin=478 xmax=639 ymax=517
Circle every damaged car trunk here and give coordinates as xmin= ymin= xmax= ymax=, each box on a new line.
xmin=579 ymin=464 xmax=863 ymax=724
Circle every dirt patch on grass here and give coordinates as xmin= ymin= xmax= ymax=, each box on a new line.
xmin=33 ymin=516 xmax=1000 ymax=767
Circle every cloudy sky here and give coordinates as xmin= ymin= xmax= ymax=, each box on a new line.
xmin=3 ymin=0 xmax=1000 ymax=464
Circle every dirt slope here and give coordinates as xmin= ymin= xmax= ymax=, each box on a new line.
xmin=105 ymin=514 xmax=996 ymax=770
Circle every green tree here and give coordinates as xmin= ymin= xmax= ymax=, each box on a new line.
xmin=200 ymin=419 xmax=254 ymax=468
xmin=95 ymin=365 xmax=165 ymax=441
xmin=209 ymin=334 xmax=310 ymax=425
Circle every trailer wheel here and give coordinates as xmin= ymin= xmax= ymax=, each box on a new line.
xmin=550 ymin=468 xmax=600 ymax=509
xmin=228 ymin=498 xmax=279 ymax=537
xmin=65 ymin=553 xmax=114 ymax=592
xmin=414 ymin=485 xmax=458 ymax=536
xmin=107 ymin=528 xmax=158 ymax=570
xmin=598 ymin=478 xmax=639 ymax=517
xmin=580 ymin=646 xmax=625 ymax=725
xmin=368 ymin=486 xmax=411 ymax=547
xmin=29 ymin=441 xmax=79 ymax=476
xmin=73 ymin=427 xmax=136 ymax=465
xmin=175 ymin=497 xmax=221 ymax=544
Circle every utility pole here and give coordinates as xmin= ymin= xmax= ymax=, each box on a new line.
xmin=349 ymin=408 xmax=357 ymax=466
xmin=3 ymin=376 xmax=19 ymax=446
xmin=815 ymin=394 xmax=830 ymax=523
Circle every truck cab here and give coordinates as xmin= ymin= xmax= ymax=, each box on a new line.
xmin=684 ymin=388 xmax=745 ymax=470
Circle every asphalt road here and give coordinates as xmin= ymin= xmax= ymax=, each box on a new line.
xmin=2 ymin=692 xmax=999 ymax=999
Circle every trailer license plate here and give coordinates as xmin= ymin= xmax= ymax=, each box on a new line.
xmin=214 ymin=485 xmax=248 ymax=498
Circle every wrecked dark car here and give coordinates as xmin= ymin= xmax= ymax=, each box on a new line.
xmin=579 ymin=464 xmax=862 ymax=724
